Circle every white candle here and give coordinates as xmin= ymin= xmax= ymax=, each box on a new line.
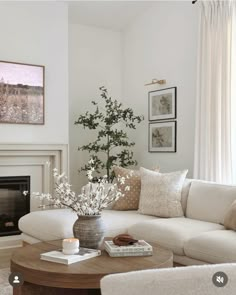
xmin=62 ymin=238 xmax=80 ymax=255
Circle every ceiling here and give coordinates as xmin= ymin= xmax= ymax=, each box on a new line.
xmin=68 ymin=1 xmax=154 ymax=31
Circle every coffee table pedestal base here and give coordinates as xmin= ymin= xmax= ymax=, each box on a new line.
xmin=13 ymin=283 xmax=101 ymax=295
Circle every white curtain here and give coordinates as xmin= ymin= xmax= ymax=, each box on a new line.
xmin=194 ymin=0 xmax=234 ymax=184
xmin=232 ymin=6 xmax=236 ymax=183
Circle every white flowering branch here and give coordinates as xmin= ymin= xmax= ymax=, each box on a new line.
xmin=31 ymin=159 xmax=132 ymax=216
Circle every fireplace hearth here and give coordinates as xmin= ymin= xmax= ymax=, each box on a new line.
xmin=0 ymin=176 xmax=30 ymax=236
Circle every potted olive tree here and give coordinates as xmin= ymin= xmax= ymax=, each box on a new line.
xmin=74 ymin=87 xmax=144 ymax=181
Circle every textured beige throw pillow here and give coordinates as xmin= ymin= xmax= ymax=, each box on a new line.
xmin=112 ymin=166 xmax=141 ymax=210
xmin=224 ymin=200 xmax=236 ymax=230
xmin=138 ymin=168 xmax=188 ymax=217
xmin=112 ymin=166 xmax=160 ymax=211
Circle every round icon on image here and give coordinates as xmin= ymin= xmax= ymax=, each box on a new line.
xmin=8 ymin=272 xmax=24 ymax=287
xmin=212 ymin=271 xmax=228 ymax=287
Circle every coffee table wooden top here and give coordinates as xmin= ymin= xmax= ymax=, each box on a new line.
xmin=11 ymin=240 xmax=173 ymax=289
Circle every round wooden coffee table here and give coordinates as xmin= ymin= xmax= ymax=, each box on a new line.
xmin=11 ymin=239 xmax=173 ymax=295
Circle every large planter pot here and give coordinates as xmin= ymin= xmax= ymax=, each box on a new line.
xmin=73 ymin=215 xmax=105 ymax=249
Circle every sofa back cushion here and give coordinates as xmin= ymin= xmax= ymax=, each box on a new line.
xmin=181 ymin=178 xmax=192 ymax=214
xmin=224 ymin=200 xmax=236 ymax=230
xmin=186 ymin=181 xmax=236 ymax=224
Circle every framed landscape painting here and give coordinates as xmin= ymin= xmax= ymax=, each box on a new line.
xmin=149 ymin=87 xmax=176 ymax=121
xmin=0 ymin=61 xmax=44 ymax=124
xmin=149 ymin=121 xmax=176 ymax=152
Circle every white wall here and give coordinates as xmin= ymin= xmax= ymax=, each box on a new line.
xmin=123 ymin=1 xmax=198 ymax=177
xmin=69 ymin=24 xmax=122 ymax=192
xmin=0 ymin=2 xmax=68 ymax=144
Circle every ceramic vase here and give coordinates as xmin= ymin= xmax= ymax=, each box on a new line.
xmin=73 ymin=215 xmax=105 ymax=249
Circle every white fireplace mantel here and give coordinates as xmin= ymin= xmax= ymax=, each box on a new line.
xmin=0 ymin=143 xmax=68 ymax=212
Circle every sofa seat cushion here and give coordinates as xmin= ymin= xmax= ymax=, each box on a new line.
xmin=19 ymin=209 xmax=156 ymax=242
xmin=21 ymin=233 xmax=41 ymax=244
xmin=184 ymin=230 xmax=236 ymax=263
xmin=128 ymin=217 xmax=224 ymax=256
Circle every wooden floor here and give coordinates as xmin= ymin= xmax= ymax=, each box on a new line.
xmin=0 ymin=247 xmax=18 ymax=269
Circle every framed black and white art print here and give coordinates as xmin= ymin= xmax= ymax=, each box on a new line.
xmin=149 ymin=121 xmax=176 ymax=153
xmin=148 ymin=87 xmax=176 ymax=121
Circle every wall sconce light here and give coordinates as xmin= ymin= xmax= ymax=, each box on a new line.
xmin=144 ymin=79 xmax=166 ymax=86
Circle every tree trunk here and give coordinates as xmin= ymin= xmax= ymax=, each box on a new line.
xmin=106 ymin=134 xmax=110 ymax=180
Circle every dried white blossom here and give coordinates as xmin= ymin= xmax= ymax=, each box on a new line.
xmin=88 ymin=158 xmax=95 ymax=164
xmin=32 ymin=158 xmax=132 ymax=215
xmin=120 ymin=177 xmax=126 ymax=184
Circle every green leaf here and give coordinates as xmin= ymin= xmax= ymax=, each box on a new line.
xmin=75 ymin=87 xmax=144 ymax=179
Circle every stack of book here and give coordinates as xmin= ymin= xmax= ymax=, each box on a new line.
xmin=104 ymin=240 xmax=153 ymax=257
xmin=40 ymin=247 xmax=101 ymax=265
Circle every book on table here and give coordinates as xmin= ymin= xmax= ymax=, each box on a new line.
xmin=105 ymin=240 xmax=152 ymax=252
xmin=104 ymin=240 xmax=153 ymax=257
xmin=105 ymin=245 xmax=152 ymax=257
xmin=40 ymin=247 xmax=101 ymax=265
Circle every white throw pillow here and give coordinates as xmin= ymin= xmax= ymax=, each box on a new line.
xmin=138 ymin=168 xmax=188 ymax=217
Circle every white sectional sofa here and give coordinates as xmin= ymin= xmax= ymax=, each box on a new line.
xmin=19 ymin=179 xmax=236 ymax=266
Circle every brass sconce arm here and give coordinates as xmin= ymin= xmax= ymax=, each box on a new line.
xmin=144 ymin=79 xmax=166 ymax=86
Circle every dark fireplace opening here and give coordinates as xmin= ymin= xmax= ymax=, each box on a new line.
xmin=0 ymin=176 xmax=30 ymax=237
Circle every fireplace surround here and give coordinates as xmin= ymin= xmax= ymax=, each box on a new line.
xmin=0 ymin=144 xmax=68 ymax=212
xmin=0 ymin=144 xmax=68 ymax=246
